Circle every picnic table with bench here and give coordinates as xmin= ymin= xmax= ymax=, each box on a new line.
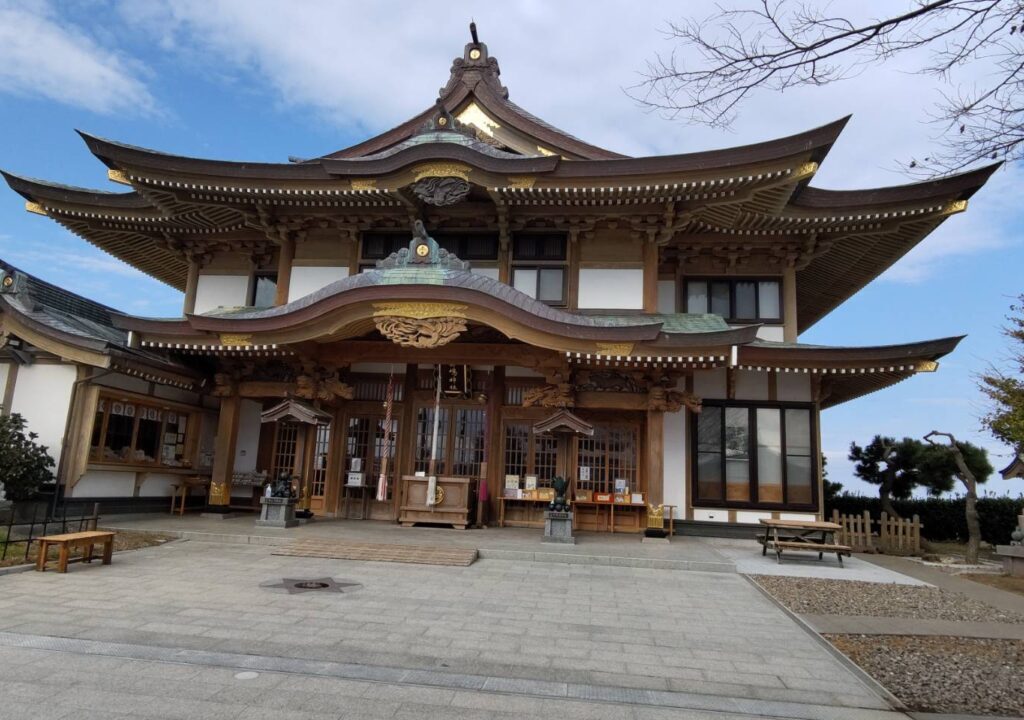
xmin=757 ymin=518 xmax=851 ymax=565
xmin=35 ymin=530 xmax=116 ymax=573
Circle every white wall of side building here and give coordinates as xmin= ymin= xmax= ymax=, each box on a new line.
xmin=576 ymin=268 xmax=644 ymax=310
xmin=663 ymin=383 xmax=688 ymax=513
xmin=755 ymin=326 xmax=786 ymax=342
xmin=9 ymin=362 xmax=76 ymax=469
xmin=194 ymin=274 xmax=249 ymax=314
xmin=288 ymin=266 xmax=349 ymax=303
xmin=0 ymin=362 xmax=9 ymax=401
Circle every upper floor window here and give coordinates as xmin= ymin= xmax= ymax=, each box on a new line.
xmin=249 ymin=272 xmax=278 ymax=307
xmin=684 ymin=278 xmax=781 ymax=322
xmin=512 ymin=232 xmax=567 ymax=306
xmin=359 ymin=231 xmax=499 ymax=272
xmin=360 ymin=232 xmax=407 ymax=272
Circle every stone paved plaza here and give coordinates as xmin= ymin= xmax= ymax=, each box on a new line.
xmin=0 ymin=538 xmax=905 ymax=720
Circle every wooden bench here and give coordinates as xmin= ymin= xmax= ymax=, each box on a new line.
xmin=772 ymin=540 xmax=852 ymax=565
xmin=35 ymin=531 xmax=116 ymax=573
xmin=758 ymin=518 xmax=851 ymax=566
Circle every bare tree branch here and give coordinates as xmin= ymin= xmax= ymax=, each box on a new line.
xmin=634 ymin=0 xmax=1024 ymax=175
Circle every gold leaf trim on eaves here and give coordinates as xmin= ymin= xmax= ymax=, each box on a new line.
xmin=595 ymin=342 xmax=634 ymax=357
xmin=219 ymin=333 xmax=253 ymax=347
xmin=371 ymin=302 xmax=467 ymax=320
xmin=411 ymin=163 xmax=472 ymax=182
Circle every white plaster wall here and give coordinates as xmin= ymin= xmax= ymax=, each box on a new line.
xmin=663 ymin=404 xmax=687 ymax=512
xmin=72 ymin=470 xmax=134 ymax=498
xmin=232 ymin=399 xmax=263 ymax=473
xmin=470 ymin=267 xmax=500 ymax=281
xmin=288 ymin=266 xmax=348 ymax=302
xmin=693 ymin=368 xmax=727 ymax=400
xmin=0 ymin=363 xmax=9 ymax=399
xmin=657 ymin=280 xmax=676 ymax=314
xmin=194 ymin=274 xmax=249 ymax=314
xmin=137 ymin=473 xmax=180 ymax=497
xmin=781 ymin=512 xmax=818 ymax=521
xmin=735 ymin=511 xmax=772 ymax=524
xmin=734 ymin=371 xmax=769 ymax=401
xmin=693 ymin=508 xmax=728 ymax=522
xmin=756 ymin=326 xmax=785 ymax=342
xmin=577 ymin=269 xmax=643 ymax=310
xmin=10 ymin=363 xmax=76 ymax=468
xmin=777 ymin=372 xmax=812 ymax=402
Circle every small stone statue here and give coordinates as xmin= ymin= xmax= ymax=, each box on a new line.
xmin=271 ymin=471 xmax=296 ymax=499
xmin=549 ymin=475 xmax=570 ymax=512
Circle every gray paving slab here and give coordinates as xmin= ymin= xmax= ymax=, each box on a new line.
xmin=0 ymin=537 xmax=905 ymax=719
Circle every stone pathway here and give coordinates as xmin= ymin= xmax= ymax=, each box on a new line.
xmin=273 ymin=540 xmax=478 ymax=566
xmin=0 ymin=538 xmax=902 ymax=719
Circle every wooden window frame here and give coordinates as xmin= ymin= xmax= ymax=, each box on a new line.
xmin=682 ymin=277 xmax=783 ymax=324
xmin=89 ymin=391 xmax=198 ymax=470
xmin=412 ymin=402 xmax=487 ymax=478
xmin=690 ymin=400 xmax=818 ymax=511
xmin=511 ymin=232 xmax=569 ymax=307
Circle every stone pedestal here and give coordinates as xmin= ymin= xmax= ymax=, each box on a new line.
xmin=257 ymin=497 xmax=298 ymax=529
xmin=996 ymin=545 xmax=1024 ymax=577
xmin=543 ymin=510 xmax=575 ymax=544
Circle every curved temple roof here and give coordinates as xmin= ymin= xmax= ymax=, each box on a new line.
xmin=0 ymin=27 xmax=1000 ymax=333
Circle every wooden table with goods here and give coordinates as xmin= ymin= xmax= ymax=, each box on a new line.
xmin=757 ymin=518 xmax=851 ymax=565
xmin=498 ymin=496 xmax=551 ymax=528
xmin=169 ymin=476 xmax=208 ymax=515
xmin=573 ymin=500 xmax=650 ymax=533
xmin=35 ymin=530 xmax=116 ymax=573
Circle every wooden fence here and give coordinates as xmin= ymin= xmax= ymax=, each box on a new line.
xmin=831 ymin=509 xmax=922 ymax=555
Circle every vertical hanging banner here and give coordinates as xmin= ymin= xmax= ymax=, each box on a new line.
xmin=426 ymin=364 xmax=442 ymax=507
xmin=376 ymin=371 xmax=395 ymax=503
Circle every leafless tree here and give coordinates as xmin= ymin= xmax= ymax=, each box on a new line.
xmin=636 ymin=0 xmax=1023 ymax=174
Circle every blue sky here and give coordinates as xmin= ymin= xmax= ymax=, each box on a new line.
xmin=0 ymin=0 xmax=1021 ymax=497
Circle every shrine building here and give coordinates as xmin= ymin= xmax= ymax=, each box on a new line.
xmin=0 ymin=31 xmax=996 ymax=532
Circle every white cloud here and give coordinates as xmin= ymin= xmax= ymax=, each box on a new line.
xmin=110 ymin=0 xmax=1014 ymax=281
xmin=0 ymin=0 xmax=155 ymax=115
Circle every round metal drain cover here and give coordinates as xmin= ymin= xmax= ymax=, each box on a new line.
xmin=260 ymin=577 xmax=363 ymax=595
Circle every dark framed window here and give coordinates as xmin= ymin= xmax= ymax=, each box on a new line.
xmin=249 ymin=272 xmax=278 ymax=307
xmin=693 ymin=402 xmax=816 ymax=509
xmin=511 ymin=232 xmax=568 ymax=306
xmin=360 ymin=232 xmax=408 ymax=260
xmin=435 ymin=232 xmax=499 ymax=260
xmin=684 ymin=278 xmax=781 ymax=322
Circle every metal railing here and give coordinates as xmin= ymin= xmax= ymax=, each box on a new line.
xmin=0 ymin=501 xmax=100 ymax=564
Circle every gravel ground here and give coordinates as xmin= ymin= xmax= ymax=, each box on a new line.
xmin=751 ymin=575 xmax=1024 ymax=623
xmin=827 ymin=634 xmax=1024 ymax=716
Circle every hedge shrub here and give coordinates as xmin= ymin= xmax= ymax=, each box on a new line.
xmin=826 ymin=493 xmax=1024 ymax=545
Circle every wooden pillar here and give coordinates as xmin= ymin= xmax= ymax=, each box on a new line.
xmin=1 ymin=361 xmax=18 ymax=416
xmin=484 ymin=366 xmax=505 ymax=524
xmin=395 ymin=364 xmax=419 ymax=520
xmin=643 ymin=240 xmax=659 ymax=313
xmin=783 ymin=266 xmax=798 ymax=342
xmin=324 ymin=405 xmax=345 ymax=516
xmin=273 ymin=237 xmax=295 ymax=306
xmin=646 ymin=410 xmax=664 ymax=505
xmin=208 ymin=394 xmax=241 ymax=512
xmin=183 ymin=258 xmax=200 ymax=315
